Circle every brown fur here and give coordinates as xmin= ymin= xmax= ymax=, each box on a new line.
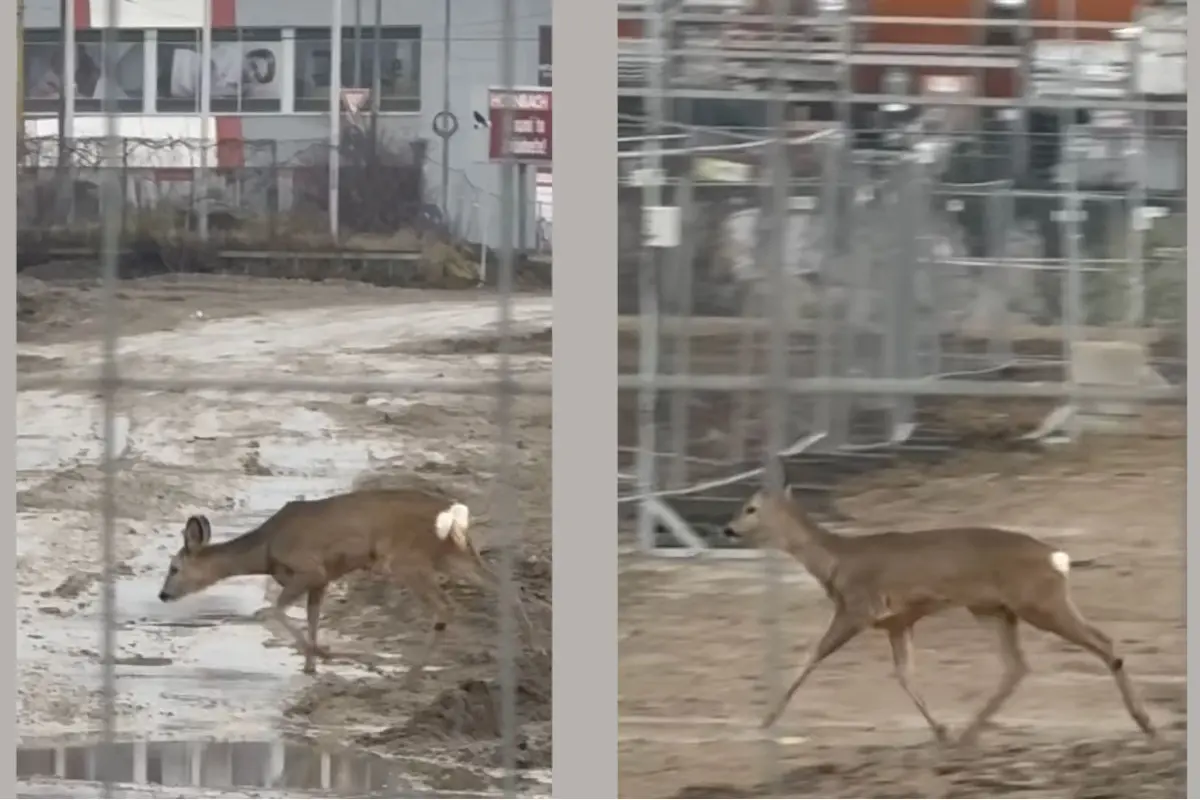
xmin=158 ymin=488 xmax=535 ymax=678
xmin=723 ymin=480 xmax=1156 ymax=745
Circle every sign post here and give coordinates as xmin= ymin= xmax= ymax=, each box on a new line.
xmin=488 ymin=86 xmax=552 ymax=255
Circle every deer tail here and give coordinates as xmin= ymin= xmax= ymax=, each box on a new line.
xmin=435 ymin=502 xmax=471 ymax=549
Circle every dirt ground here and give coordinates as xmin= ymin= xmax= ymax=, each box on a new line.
xmin=618 ymin=413 xmax=1185 ymax=798
xmin=18 ymin=272 xmax=552 ymax=791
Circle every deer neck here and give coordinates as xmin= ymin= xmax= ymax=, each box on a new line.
xmin=777 ymin=502 xmax=842 ymax=586
xmin=200 ymin=534 xmax=270 ymax=580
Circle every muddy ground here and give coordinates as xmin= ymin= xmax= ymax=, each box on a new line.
xmin=618 ymin=414 xmax=1185 ymax=798
xmin=616 ymin=315 xmax=1184 ymax=798
xmin=18 ymin=272 xmax=552 ymax=793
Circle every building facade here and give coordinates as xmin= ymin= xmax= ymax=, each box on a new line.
xmin=21 ymin=0 xmax=552 ymax=244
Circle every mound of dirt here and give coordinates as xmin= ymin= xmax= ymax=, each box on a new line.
xmin=18 ymin=276 xmax=92 ymax=341
xmin=359 ymin=647 xmax=551 ymax=737
xmin=396 ymin=326 xmax=553 ymax=357
xmin=674 ymin=733 xmax=1184 ymax=799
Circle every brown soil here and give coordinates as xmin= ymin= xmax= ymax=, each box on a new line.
xmin=17 ymin=271 xmax=531 ymax=345
xmin=618 ymin=413 xmax=1185 ymax=798
xmin=283 ymin=396 xmax=553 ymax=773
xmin=19 ymin=272 xmax=553 ymax=781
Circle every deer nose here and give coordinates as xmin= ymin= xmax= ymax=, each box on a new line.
xmin=722 ymin=527 xmax=738 ymax=539
xmin=158 ymin=591 xmax=170 ymax=602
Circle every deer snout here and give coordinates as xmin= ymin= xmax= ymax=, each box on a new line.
xmin=722 ymin=526 xmax=740 ymax=540
xmin=158 ymin=590 xmax=172 ymax=602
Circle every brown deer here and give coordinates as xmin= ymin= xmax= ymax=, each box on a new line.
xmin=157 ymin=488 xmax=537 ymax=678
xmin=722 ymin=473 xmax=1157 ymax=746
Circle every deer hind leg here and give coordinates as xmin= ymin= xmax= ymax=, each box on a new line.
xmin=957 ymin=605 xmax=1029 ymax=746
xmin=1017 ymin=594 xmax=1156 ymax=739
xmin=404 ymin=572 xmax=455 ymax=689
xmin=762 ymin=605 xmax=865 ymax=730
xmin=885 ymin=624 xmax=950 ymax=744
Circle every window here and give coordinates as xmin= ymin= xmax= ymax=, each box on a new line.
xmin=213 ymin=28 xmax=283 ymax=112
xmin=23 ymin=29 xmax=144 ymax=114
xmin=156 ymin=28 xmax=282 ymax=113
xmin=23 ymin=30 xmax=64 ymax=114
xmin=74 ymin=30 xmax=145 ymax=113
xmin=294 ymin=26 xmax=421 ymax=113
xmin=156 ymin=29 xmax=201 ymax=112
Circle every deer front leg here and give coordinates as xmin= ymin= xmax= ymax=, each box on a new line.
xmin=306 ymin=586 xmax=334 ymax=662
xmin=886 ymin=624 xmax=949 ymax=744
xmin=270 ymin=581 xmax=325 ymax=674
xmin=763 ymin=606 xmax=865 ymax=730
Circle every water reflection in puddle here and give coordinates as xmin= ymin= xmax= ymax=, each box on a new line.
xmin=17 ymin=739 xmax=516 ymax=798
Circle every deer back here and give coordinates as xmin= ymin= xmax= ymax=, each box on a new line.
xmin=834 ymin=526 xmax=1068 ymax=614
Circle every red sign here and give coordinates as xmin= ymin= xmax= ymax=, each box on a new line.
xmin=488 ymin=86 xmax=552 ymax=165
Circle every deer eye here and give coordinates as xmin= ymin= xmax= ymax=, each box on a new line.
xmin=745 ymin=505 xmax=757 ymax=515
xmin=168 ymin=565 xmax=179 ymax=576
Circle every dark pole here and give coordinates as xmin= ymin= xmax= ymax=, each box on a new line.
xmin=55 ymin=0 xmax=69 ymax=222
xmin=368 ymin=0 xmax=381 ymax=165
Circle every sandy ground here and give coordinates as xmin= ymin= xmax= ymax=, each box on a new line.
xmin=618 ymin=417 xmax=1185 ymax=798
xmin=17 ymin=274 xmax=552 ymax=796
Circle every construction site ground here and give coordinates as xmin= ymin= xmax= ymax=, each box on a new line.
xmin=617 ymin=316 xmax=1184 ymax=799
xmin=18 ymin=272 xmax=553 ymax=796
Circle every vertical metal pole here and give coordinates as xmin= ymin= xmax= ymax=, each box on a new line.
xmin=1060 ymin=0 xmax=1081 ymax=393
xmin=813 ymin=131 xmax=841 ymax=441
xmin=353 ymin=0 xmax=363 ymax=87
xmin=17 ymin=0 xmax=24 ymax=161
xmin=369 ymin=0 xmax=382 ymax=157
xmin=517 ymin=163 xmax=527 ymax=253
xmin=57 ymin=0 xmax=77 ymax=224
xmin=98 ymin=0 xmax=122 ymax=794
xmin=635 ymin=0 xmax=666 ymax=552
xmin=198 ymin=0 xmax=212 ymax=240
xmin=666 ymin=155 xmax=696 ymax=490
xmin=329 ymin=0 xmax=343 ymax=237
xmin=440 ymin=0 xmax=452 ymax=220
xmin=760 ymin=0 xmax=790 ymax=790
xmin=496 ymin=0 xmax=518 ymax=792
xmin=1125 ymin=17 xmax=1146 ymax=327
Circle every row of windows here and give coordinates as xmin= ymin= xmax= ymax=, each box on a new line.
xmin=23 ymin=27 xmax=422 ymax=115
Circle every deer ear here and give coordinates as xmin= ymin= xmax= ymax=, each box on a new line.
xmin=183 ymin=516 xmax=211 ymax=552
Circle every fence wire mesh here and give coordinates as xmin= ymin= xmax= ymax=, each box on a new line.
xmin=17 ymin=0 xmax=541 ymax=796
xmin=617 ymin=0 xmax=1185 ymax=793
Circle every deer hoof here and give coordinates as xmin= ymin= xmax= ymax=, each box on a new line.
xmin=931 ymin=724 xmax=952 ymax=745
xmin=310 ymin=644 xmax=333 ymax=660
xmin=302 ymin=660 xmax=318 ymax=675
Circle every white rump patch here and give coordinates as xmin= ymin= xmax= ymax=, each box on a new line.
xmin=1049 ymin=550 xmax=1071 ymax=575
xmin=434 ymin=502 xmax=471 ymax=549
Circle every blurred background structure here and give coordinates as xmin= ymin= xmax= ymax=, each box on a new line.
xmin=616 ymin=0 xmax=1186 ymax=555
xmin=17 ymin=0 xmax=554 ymax=264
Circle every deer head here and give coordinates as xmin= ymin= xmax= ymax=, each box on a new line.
xmin=722 ymin=483 xmax=796 ymax=550
xmin=158 ymin=515 xmax=220 ymax=602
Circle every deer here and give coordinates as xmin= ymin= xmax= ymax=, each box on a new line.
xmin=722 ymin=467 xmax=1157 ymax=747
xmin=157 ymin=487 xmax=538 ymax=679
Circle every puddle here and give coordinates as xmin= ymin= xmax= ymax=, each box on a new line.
xmin=17 ymin=738 xmax=529 ymax=797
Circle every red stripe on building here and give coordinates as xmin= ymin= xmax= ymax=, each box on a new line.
xmin=212 ymin=0 xmax=244 ymax=168
xmin=73 ymin=0 xmax=90 ymax=28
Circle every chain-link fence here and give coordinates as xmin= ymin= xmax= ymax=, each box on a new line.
xmin=616 ymin=5 xmax=1185 ymax=792
xmin=618 ymin=125 xmax=1185 ymax=538
xmin=17 ymin=2 xmax=543 ymax=796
